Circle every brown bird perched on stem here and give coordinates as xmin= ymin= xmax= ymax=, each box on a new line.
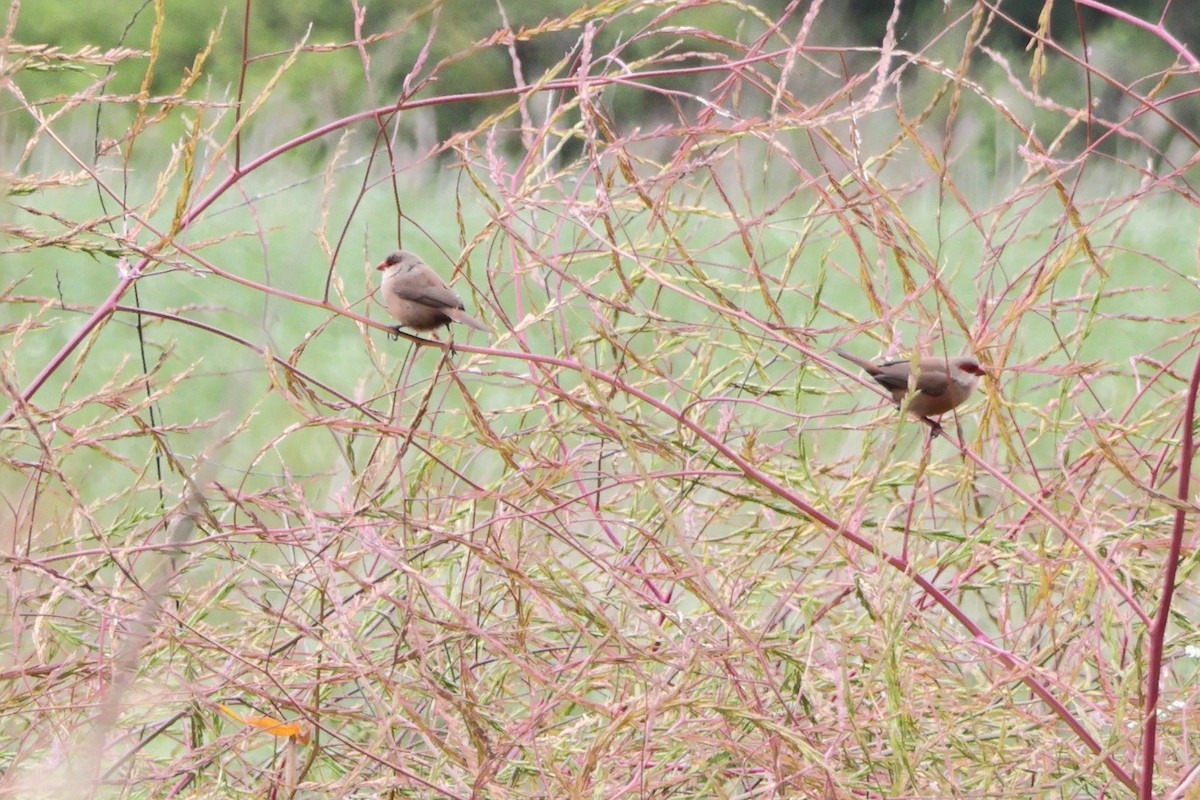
xmin=835 ymin=348 xmax=985 ymax=437
xmin=376 ymin=250 xmax=488 ymax=337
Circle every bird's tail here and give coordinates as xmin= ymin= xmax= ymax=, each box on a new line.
xmin=833 ymin=347 xmax=878 ymax=372
xmin=448 ymin=309 xmax=490 ymax=333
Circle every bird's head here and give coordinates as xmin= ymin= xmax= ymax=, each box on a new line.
xmin=376 ymin=250 xmax=422 ymax=276
xmin=950 ymin=357 xmax=986 ymax=388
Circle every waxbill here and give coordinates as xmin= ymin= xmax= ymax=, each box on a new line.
xmin=835 ymin=348 xmax=985 ymax=435
xmin=376 ymin=250 xmax=489 ymax=335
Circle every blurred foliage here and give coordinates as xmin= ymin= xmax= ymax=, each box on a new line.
xmin=7 ymin=0 xmax=1198 ymax=152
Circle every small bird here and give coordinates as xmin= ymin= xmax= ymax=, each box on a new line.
xmin=835 ymin=348 xmax=985 ymax=436
xmin=376 ymin=250 xmax=489 ymax=336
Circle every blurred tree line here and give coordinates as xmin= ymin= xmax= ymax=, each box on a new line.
xmin=9 ymin=0 xmax=1199 ymax=153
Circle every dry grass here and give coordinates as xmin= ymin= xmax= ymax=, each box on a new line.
xmin=3 ymin=1 xmax=1200 ymax=798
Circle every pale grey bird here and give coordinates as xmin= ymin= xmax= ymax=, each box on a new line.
xmin=376 ymin=250 xmax=488 ymax=335
xmin=836 ymin=348 xmax=985 ymax=435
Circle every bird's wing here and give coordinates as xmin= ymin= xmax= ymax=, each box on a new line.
xmin=870 ymin=363 xmax=913 ymax=392
xmin=912 ymin=368 xmax=950 ymax=396
xmin=391 ymin=282 xmax=464 ymax=310
xmin=871 ymin=361 xmax=951 ymax=395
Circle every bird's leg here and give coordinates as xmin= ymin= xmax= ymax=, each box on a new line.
xmin=387 ymin=326 xmax=437 ymax=348
xmin=923 ymin=417 xmax=945 ymax=439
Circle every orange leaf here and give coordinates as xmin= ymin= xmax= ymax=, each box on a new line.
xmin=218 ymin=703 xmax=310 ymax=744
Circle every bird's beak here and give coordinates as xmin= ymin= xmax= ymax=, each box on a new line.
xmin=375 ymin=261 xmax=388 ymax=271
